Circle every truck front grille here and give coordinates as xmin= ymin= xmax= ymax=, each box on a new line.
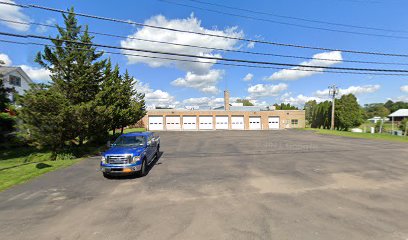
xmin=107 ymin=155 xmax=131 ymax=164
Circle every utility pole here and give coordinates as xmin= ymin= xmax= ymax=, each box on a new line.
xmin=329 ymin=84 xmax=339 ymax=130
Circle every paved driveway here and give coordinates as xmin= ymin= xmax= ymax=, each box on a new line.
xmin=0 ymin=130 xmax=408 ymax=240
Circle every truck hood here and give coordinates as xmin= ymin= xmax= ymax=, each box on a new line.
xmin=103 ymin=146 xmax=145 ymax=156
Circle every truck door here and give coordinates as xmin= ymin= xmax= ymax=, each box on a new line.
xmin=146 ymin=134 xmax=155 ymax=163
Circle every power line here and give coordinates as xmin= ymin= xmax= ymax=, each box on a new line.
xmin=184 ymin=0 xmax=408 ymax=34
xmin=2 ymin=1 xmax=408 ymax=58
xmin=3 ymin=31 xmax=408 ymax=73
xmin=2 ymin=38 xmax=408 ymax=77
xmin=3 ymin=18 xmax=408 ymax=67
xmin=158 ymin=0 xmax=408 ymax=40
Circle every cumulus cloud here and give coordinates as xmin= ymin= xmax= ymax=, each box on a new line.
xmin=314 ymin=84 xmax=380 ymax=98
xmin=19 ymin=65 xmax=51 ymax=82
xmin=247 ymin=41 xmax=255 ymax=48
xmin=0 ymin=53 xmax=12 ymax=66
xmin=247 ymin=83 xmax=288 ymax=98
xmin=171 ymin=69 xmax=224 ymax=94
xmin=401 ymin=85 xmax=408 ymax=93
xmin=280 ymin=93 xmax=325 ymax=107
xmin=0 ymin=0 xmax=30 ymax=31
xmin=182 ymin=96 xmax=239 ymax=107
xmin=243 ymin=73 xmax=253 ymax=81
xmin=265 ymin=51 xmax=343 ymax=81
xmin=36 ymin=18 xmax=56 ymax=33
xmin=120 ymin=14 xmax=243 ymax=74
xmin=134 ymin=80 xmax=177 ymax=108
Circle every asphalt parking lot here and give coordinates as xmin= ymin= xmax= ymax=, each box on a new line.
xmin=0 ymin=130 xmax=408 ymax=240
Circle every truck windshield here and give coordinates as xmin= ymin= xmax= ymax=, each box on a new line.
xmin=113 ymin=136 xmax=145 ymax=147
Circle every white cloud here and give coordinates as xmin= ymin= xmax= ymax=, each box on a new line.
xmin=401 ymin=85 xmax=408 ymax=93
xmin=314 ymin=84 xmax=380 ymax=98
xmin=247 ymin=41 xmax=255 ymax=48
xmin=171 ymin=69 xmax=224 ymax=94
xmin=36 ymin=18 xmax=56 ymax=33
xmin=281 ymin=93 xmax=325 ymax=107
xmin=247 ymin=83 xmax=288 ymax=98
xmin=265 ymin=51 xmax=343 ymax=81
xmin=19 ymin=65 xmax=51 ymax=82
xmin=182 ymin=96 xmax=239 ymax=107
xmin=0 ymin=0 xmax=30 ymax=31
xmin=134 ymin=80 xmax=177 ymax=108
xmin=0 ymin=53 xmax=12 ymax=66
xmin=120 ymin=14 xmax=243 ymax=74
xmin=243 ymin=73 xmax=253 ymax=81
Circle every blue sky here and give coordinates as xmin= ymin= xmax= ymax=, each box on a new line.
xmin=1 ymin=0 xmax=408 ymax=108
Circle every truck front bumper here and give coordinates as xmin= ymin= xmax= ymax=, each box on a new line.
xmin=100 ymin=163 xmax=142 ymax=175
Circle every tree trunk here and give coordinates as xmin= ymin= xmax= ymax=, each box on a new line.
xmin=113 ymin=128 xmax=115 ymax=135
xmin=121 ymin=127 xmax=124 ymax=134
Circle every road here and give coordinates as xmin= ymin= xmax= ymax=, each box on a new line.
xmin=0 ymin=130 xmax=408 ymax=240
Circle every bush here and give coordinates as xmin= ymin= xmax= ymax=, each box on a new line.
xmin=55 ymin=153 xmax=76 ymax=161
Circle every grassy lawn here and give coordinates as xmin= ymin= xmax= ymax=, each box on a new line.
xmin=0 ymin=127 xmax=146 ymax=192
xmin=300 ymin=128 xmax=408 ymax=143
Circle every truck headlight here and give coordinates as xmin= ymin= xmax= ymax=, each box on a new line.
xmin=131 ymin=156 xmax=140 ymax=163
xmin=101 ymin=156 xmax=107 ymax=164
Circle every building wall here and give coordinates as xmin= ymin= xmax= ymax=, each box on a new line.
xmin=3 ymin=70 xmax=32 ymax=101
xmin=142 ymin=109 xmax=305 ymax=130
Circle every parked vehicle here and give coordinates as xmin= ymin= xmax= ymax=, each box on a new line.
xmin=100 ymin=132 xmax=160 ymax=178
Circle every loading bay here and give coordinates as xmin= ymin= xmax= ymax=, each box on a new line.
xmin=0 ymin=130 xmax=407 ymax=240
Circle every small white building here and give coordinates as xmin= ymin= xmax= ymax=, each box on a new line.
xmin=367 ymin=116 xmax=389 ymax=123
xmin=0 ymin=66 xmax=33 ymax=102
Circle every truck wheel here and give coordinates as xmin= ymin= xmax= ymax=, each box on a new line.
xmin=139 ymin=158 xmax=147 ymax=177
xmin=103 ymin=172 xmax=112 ymax=179
xmin=157 ymin=144 xmax=160 ymax=153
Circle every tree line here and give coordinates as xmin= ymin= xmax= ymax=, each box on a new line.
xmin=304 ymin=94 xmax=365 ymax=130
xmin=1 ymin=9 xmax=146 ymax=152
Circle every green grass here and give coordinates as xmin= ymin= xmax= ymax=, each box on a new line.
xmin=300 ymin=128 xmax=408 ymax=143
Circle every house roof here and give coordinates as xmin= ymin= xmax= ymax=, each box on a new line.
xmin=0 ymin=66 xmax=19 ymax=75
xmin=389 ymin=109 xmax=408 ymax=117
xmin=213 ymin=106 xmax=268 ymax=111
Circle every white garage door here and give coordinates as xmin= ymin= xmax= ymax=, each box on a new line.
xmin=215 ymin=116 xmax=229 ymax=130
xmin=231 ymin=116 xmax=244 ymax=130
xmin=183 ymin=116 xmax=197 ymax=130
xmin=199 ymin=116 xmax=213 ymax=130
xmin=268 ymin=117 xmax=280 ymax=129
xmin=148 ymin=116 xmax=164 ymax=131
xmin=166 ymin=116 xmax=181 ymax=130
xmin=249 ymin=116 xmax=262 ymax=130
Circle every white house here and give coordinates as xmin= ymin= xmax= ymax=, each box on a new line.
xmin=0 ymin=66 xmax=33 ymax=102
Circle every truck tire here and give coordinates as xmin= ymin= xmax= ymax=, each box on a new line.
xmin=139 ymin=158 xmax=147 ymax=177
xmin=103 ymin=172 xmax=112 ymax=179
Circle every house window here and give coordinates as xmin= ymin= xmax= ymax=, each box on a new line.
xmin=9 ymin=75 xmax=21 ymax=87
xmin=291 ymin=119 xmax=298 ymax=126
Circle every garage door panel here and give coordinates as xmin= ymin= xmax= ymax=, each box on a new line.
xmin=215 ymin=116 xmax=229 ymax=130
xmin=183 ymin=116 xmax=197 ymax=130
xmin=231 ymin=116 xmax=244 ymax=130
xmin=249 ymin=116 xmax=261 ymax=130
xmin=268 ymin=117 xmax=280 ymax=129
xmin=148 ymin=116 xmax=163 ymax=131
xmin=199 ymin=116 xmax=213 ymax=130
xmin=166 ymin=116 xmax=181 ymax=130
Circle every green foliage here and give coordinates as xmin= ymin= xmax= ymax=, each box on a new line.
xmin=384 ymin=100 xmax=408 ymax=113
xmin=273 ymin=103 xmax=299 ymax=110
xmin=400 ymin=118 xmax=408 ymax=133
xmin=304 ymin=100 xmax=317 ymax=125
xmin=55 ymin=153 xmax=76 ymax=161
xmin=335 ymin=94 xmax=365 ymax=131
xmin=17 ymin=8 xmax=146 ymax=151
xmin=363 ymin=103 xmax=390 ymax=118
xmin=236 ymin=99 xmax=254 ymax=106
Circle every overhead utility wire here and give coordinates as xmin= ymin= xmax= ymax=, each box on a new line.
xmin=2 ymin=38 xmax=407 ymax=76
xmin=2 ymin=31 xmax=408 ymax=73
xmin=2 ymin=1 xmax=408 ymax=58
xmin=185 ymin=0 xmax=408 ymax=34
xmin=0 ymin=32 xmax=408 ymax=73
xmin=2 ymin=18 xmax=408 ymax=67
xmin=158 ymin=0 xmax=408 ymax=40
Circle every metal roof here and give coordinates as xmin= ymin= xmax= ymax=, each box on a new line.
xmin=389 ymin=109 xmax=408 ymax=117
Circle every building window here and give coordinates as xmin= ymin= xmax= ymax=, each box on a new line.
xmin=9 ymin=75 xmax=21 ymax=87
xmin=291 ymin=119 xmax=298 ymax=126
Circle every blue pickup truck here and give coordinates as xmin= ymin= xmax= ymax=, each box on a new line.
xmin=100 ymin=132 xmax=160 ymax=178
